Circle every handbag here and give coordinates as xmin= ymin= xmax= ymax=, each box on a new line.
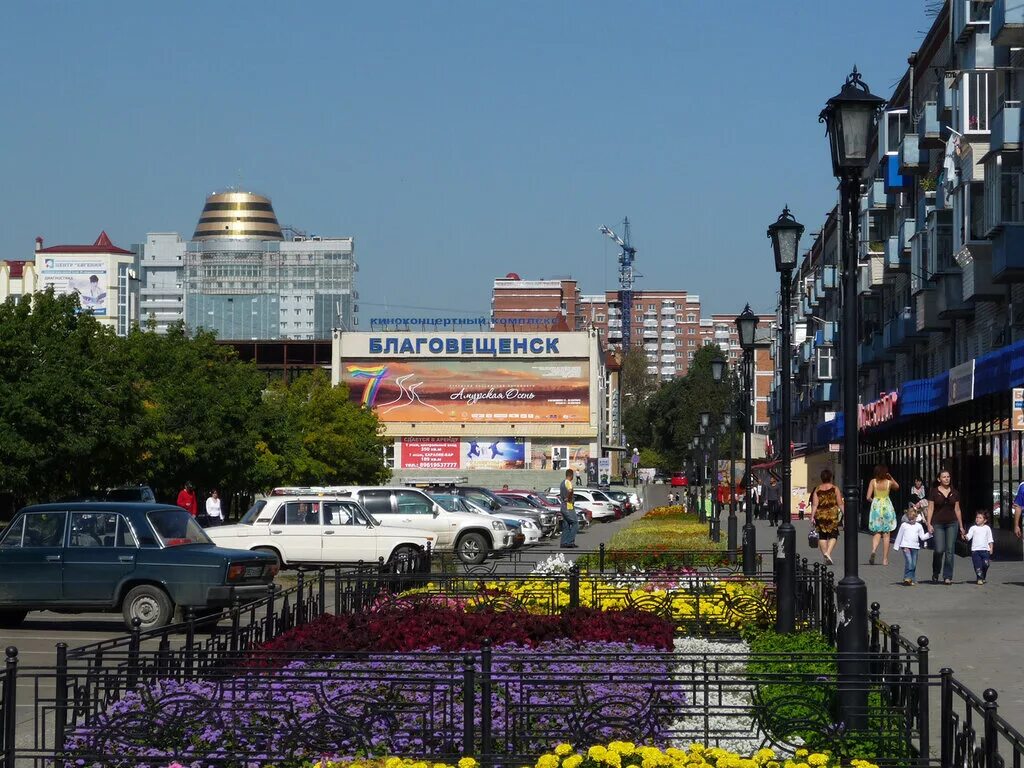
xmin=954 ymin=536 xmax=970 ymax=558
xmin=808 ymin=529 xmax=820 ymax=549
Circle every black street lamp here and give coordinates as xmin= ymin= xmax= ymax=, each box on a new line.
xmin=736 ymin=305 xmax=760 ymax=576
xmin=699 ymin=413 xmax=710 ymax=524
xmin=767 ymin=205 xmax=803 ymax=634
xmin=709 ymin=357 xmax=725 ymax=540
xmin=821 ymin=66 xmax=884 ymax=729
xmin=724 ymin=410 xmax=737 ymax=559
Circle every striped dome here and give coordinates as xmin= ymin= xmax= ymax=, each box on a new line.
xmin=192 ymin=191 xmax=284 ymax=241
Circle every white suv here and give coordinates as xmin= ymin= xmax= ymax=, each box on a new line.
xmin=208 ymin=496 xmax=436 ymax=568
xmin=271 ymin=486 xmax=512 ymax=565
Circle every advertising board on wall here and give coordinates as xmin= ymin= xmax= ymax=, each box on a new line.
xmin=39 ymin=258 xmax=108 ymax=316
xmin=1014 ymin=388 xmax=1024 ymax=431
xmin=400 ymin=437 xmax=526 ymax=470
xmin=343 ymin=359 xmax=589 ymax=423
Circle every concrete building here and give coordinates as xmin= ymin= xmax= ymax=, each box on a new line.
xmin=136 ymin=233 xmax=185 ymax=333
xmin=772 ymin=1 xmax=1024 ymax=555
xmin=332 ymin=330 xmax=611 ymax=487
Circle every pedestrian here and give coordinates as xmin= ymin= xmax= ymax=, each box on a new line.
xmin=965 ymin=510 xmax=994 ymax=585
xmin=867 ymin=464 xmax=899 ymax=566
xmin=1012 ymin=478 xmax=1024 ymax=539
xmin=925 ymin=469 xmax=965 ymax=585
xmin=909 ymin=476 xmax=928 ymax=509
xmin=205 ymin=489 xmax=223 ymax=527
xmin=176 ymin=481 xmax=198 ymax=517
xmin=892 ymin=505 xmax=929 ymax=585
xmin=558 ymin=468 xmax=579 ymax=549
xmin=809 ymin=469 xmax=843 ymax=565
xmin=750 ymin=478 xmax=763 ymax=520
xmin=765 ymin=476 xmax=782 ymax=526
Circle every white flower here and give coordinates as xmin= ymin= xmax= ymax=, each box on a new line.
xmin=530 ymin=553 xmax=574 ymax=575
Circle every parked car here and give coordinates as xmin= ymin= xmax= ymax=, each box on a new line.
xmin=0 ymin=503 xmax=278 ymax=630
xmin=419 ymin=484 xmax=552 ymax=534
xmin=570 ymin=489 xmax=621 ymax=521
xmin=59 ymin=485 xmax=158 ymax=504
xmin=430 ymin=494 xmax=535 ymax=548
xmin=207 ymin=495 xmax=435 ymax=568
xmin=540 ymin=491 xmax=592 ymax=526
xmin=272 ymin=486 xmax=512 ymax=565
xmin=496 ymin=492 xmax=558 ymax=536
xmin=670 ymin=473 xmax=689 ymax=488
xmin=604 ymin=490 xmax=635 ymax=516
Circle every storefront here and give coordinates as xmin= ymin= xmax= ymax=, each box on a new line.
xmin=331 ymin=330 xmax=609 ymax=485
xmin=843 ymin=339 xmax=1024 ymax=559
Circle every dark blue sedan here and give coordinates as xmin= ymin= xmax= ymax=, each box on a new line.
xmin=0 ymin=503 xmax=278 ymax=630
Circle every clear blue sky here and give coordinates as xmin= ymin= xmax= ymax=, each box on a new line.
xmin=1 ymin=1 xmax=936 ymax=317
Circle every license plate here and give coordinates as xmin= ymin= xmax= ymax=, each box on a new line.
xmin=244 ymin=566 xmax=263 ymax=578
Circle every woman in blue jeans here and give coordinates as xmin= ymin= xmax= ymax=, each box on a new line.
xmin=925 ymin=470 xmax=965 ymax=584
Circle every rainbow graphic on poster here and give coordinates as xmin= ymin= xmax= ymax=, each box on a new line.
xmin=347 ymin=365 xmax=389 ymax=407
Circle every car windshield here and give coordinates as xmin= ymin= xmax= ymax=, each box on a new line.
xmin=590 ymin=491 xmax=611 ymax=502
xmin=147 ymin=508 xmax=213 ymax=547
xmin=607 ymin=492 xmax=627 ymax=501
xmin=430 ymin=494 xmax=463 ymax=513
xmin=499 ymin=495 xmax=532 ymax=508
xmin=465 ymin=489 xmax=503 ymax=511
xmin=460 ymin=498 xmax=492 ymax=516
xmin=240 ymin=500 xmax=267 ymax=525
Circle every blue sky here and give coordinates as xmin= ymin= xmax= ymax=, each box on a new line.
xmin=1 ymin=1 xmax=935 ymax=317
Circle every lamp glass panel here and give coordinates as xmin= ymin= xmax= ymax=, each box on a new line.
xmin=838 ymin=103 xmax=875 ymax=165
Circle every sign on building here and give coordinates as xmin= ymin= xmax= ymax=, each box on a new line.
xmin=39 ymin=257 xmax=108 ymax=316
xmin=948 ymin=361 xmax=975 ymax=406
xmin=1013 ymin=388 xmax=1024 ymax=431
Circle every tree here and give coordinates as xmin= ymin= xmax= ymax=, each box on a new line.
xmin=619 ymin=347 xmax=657 ymax=408
xmin=251 ymin=368 xmax=390 ymax=489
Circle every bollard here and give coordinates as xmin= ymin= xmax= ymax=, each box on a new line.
xmin=480 ymin=639 xmax=492 ymax=760
xmin=296 ymin=571 xmax=305 ymax=626
xmin=334 ymin=566 xmax=342 ymax=615
xmin=127 ymin=617 xmax=142 ymax=689
xmin=318 ymin=567 xmax=326 ymax=616
xmin=183 ymin=606 xmax=196 ymax=676
xmin=265 ymin=583 xmax=276 ymax=639
xmin=230 ymin=592 xmax=242 ymax=654
xmin=868 ymin=603 xmax=881 ymax=654
xmin=462 ymin=654 xmax=476 ymax=757
xmin=54 ymin=643 xmax=68 ymax=757
xmin=568 ymin=564 xmax=580 ymax=610
xmin=917 ymin=636 xmax=930 ymax=761
xmin=599 ymin=543 xmax=606 ymax=573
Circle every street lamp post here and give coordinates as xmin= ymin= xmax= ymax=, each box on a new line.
xmin=767 ymin=206 xmax=804 ymax=634
xmin=736 ymin=305 xmax=760 ymax=576
xmin=820 ymin=66 xmax=885 ymax=730
xmin=723 ymin=412 xmax=736 ymax=555
xmin=709 ymin=356 xmax=725 ymax=543
xmin=699 ymin=414 xmax=710 ymax=524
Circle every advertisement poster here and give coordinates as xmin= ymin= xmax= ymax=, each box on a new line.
xmin=1013 ymin=388 xmax=1024 ymax=431
xmin=530 ymin=444 xmax=590 ymax=472
xmin=462 ymin=439 xmax=526 ymax=469
xmin=343 ymin=359 xmax=589 ymax=423
xmin=39 ymin=258 xmax=108 ymax=316
xmin=400 ymin=437 xmax=526 ymax=469
xmin=598 ymin=457 xmax=612 ymax=486
xmin=400 ymin=438 xmax=460 ymax=469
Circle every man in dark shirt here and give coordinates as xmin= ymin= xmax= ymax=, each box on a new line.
xmin=765 ymin=477 xmax=782 ymax=527
xmin=559 ymin=469 xmax=579 ymax=548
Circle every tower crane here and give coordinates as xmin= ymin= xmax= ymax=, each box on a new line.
xmin=598 ymin=218 xmax=638 ymax=348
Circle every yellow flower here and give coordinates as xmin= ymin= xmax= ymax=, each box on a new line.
xmin=459 ymin=760 xmax=478 ymax=768
xmin=537 ymin=755 xmax=560 ymax=768
xmin=604 ymin=752 xmax=622 ymax=768
xmin=589 ymin=746 xmax=609 ymax=762
xmin=554 ymin=744 xmax=574 ymax=757
xmin=806 ymin=756 xmax=828 ymax=767
xmin=563 ymin=756 xmax=584 ymax=768
xmin=611 ymin=742 xmax=636 ymax=756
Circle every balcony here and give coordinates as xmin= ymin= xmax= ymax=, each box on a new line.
xmin=857 ymin=262 xmax=873 ymax=296
xmin=956 ymin=245 xmax=1003 ymax=299
xmin=661 ymin=354 xmax=677 ymax=364
xmin=899 ymin=217 xmax=916 ymax=253
xmin=661 ymin=330 xmax=676 ymax=340
xmin=660 ymin=366 xmax=677 ymax=376
xmin=643 ymin=343 xmax=659 ymax=352
xmin=884 ymin=236 xmax=905 ymax=272
xmin=646 ymin=366 xmax=658 ymax=376
xmin=936 ymin=273 xmax=974 ymax=318
xmin=642 ymin=327 xmax=658 ymax=339
xmin=858 ymin=334 xmax=884 ymax=368
xmin=661 ymin=342 xmax=676 ymax=352
xmin=608 ymin=329 xmax=623 ymax=341
xmin=883 ymin=313 xmax=918 ymax=352
xmin=608 ymin=319 xmax=622 ymax=329
xmin=953 ymin=0 xmax=991 ymax=43
xmin=991 ymin=223 xmax=1024 ymax=281
xmin=918 ymin=102 xmax=944 ymax=149
xmin=813 ymin=382 xmax=837 ymax=403
xmin=660 ymin=306 xmax=675 ymax=316
xmin=868 ymin=254 xmax=885 ymax=290
xmin=899 ymin=134 xmax=929 ymax=175
xmin=822 ymin=266 xmax=838 ymax=290
xmin=992 ymin=0 xmax=1024 ymax=45
xmin=988 ymin=103 xmax=1022 ymax=154
xmin=642 ymin=319 xmax=658 ymax=328
xmin=867 ymin=179 xmax=890 ymax=210
xmin=915 ymin=290 xmax=951 ymax=332
xmin=661 ymin=319 xmax=676 ymax=329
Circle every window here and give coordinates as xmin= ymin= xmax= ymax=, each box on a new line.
xmin=687 ymin=327 xmax=695 ymax=335
xmin=688 ymin=339 xmax=696 ymax=347
xmin=648 ymin=304 xmax=655 ymax=310
xmin=324 ymin=501 xmax=368 ymax=526
xmin=70 ymin=512 xmax=117 ymax=547
xmin=272 ymin=502 xmax=321 ymax=525
xmin=885 ymin=111 xmax=906 ymax=154
xmin=394 ymin=490 xmax=432 ymax=515
xmin=815 ymin=346 xmax=835 ymax=381
xmin=0 ymin=518 xmax=24 ymax=548
xmin=984 ymin=155 xmax=1023 ymax=234
xmin=359 ymin=491 xmax=394 ymax=516
xmin=147 ymin=510 xmax=213 ymax=546
xmin=962 ymin=70 xmax=996 ymax=132
xmin=20 ymin=512 xmax=67 ymax=548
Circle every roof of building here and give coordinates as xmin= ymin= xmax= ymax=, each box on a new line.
xmin=37 ymin=231 xmax=134 ymax=256
xmin=3 ymin=260 xmax=31 ymax=278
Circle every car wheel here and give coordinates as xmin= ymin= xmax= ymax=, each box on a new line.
xmin=253 ymin=547 xmax=282 ymax=570
xmin=0 ymin=610 xmax=27 ymax=628
xmin=388 ymin=545 xmax=421 ymax=567
xmin=456 ymin=532 xmax=488 ymax=565
xmin=122 ymin=585 xmax=173 ymax=631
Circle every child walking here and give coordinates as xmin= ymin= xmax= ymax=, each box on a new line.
xmin=965 ymin=511 xmax=994 ymax=585
xmin=892 ymin=507 xmax=929 ymax=585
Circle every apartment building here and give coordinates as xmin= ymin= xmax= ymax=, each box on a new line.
xmin=490 ymin=275 xmax=580 ymax=331
xmin=775 ymin=0 xmax=1024 ymax=556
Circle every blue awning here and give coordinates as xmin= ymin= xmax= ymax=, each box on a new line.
xmin=976 ymin=338 xmax=1024 ymax=396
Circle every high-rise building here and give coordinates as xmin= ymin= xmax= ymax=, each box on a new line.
xmin=139 ymin=191 xmax=357 ymax=340
xmin=490 ymin=274 xmax=580 ymax=331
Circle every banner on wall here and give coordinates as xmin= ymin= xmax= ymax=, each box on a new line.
xmin=1013 ymin=388 xmax=1024 ymax=431
xmin=39 ymin=257 xmax=109 ymax=316
xmin=343 ymin=359 xmax=589 ymax=423
xmin=598 ymin=457 xmax=612 ymax=486
xmin=401 ymin=437 xmax=526 ymax=469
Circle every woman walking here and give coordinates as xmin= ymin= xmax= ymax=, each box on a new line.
xmin=809 ymin=469 xmax=843 ymax=565
xmin=866 ymin=464 xmax=899 ymax=566
xmin=926 ymin=469 xmax=965 ymax=584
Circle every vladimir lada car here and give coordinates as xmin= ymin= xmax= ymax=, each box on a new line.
xmin=271 ymin=486 xmax=512 ymax=565
xmin=207 ymin=495 xmax=436 ymax=567
xmin=0 ymin=503 xmax=278 ymax=631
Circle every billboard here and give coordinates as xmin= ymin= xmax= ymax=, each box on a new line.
xmin=39 ymin=258 xmax=108 ymax=316
xmin=343 ymin=359 xmax=589 ymax=423
xmin=400 ymin=437 xmax=526 ymax=470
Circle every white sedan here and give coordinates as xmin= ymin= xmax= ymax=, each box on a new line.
xmin=208 ymin=496 xmax=435 ymax=567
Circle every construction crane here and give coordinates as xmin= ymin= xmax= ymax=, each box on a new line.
xmin=598 ymin=218 xmax=638 ymax=348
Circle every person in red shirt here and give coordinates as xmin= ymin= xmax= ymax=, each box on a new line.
xmin=176 ymin=482 xmax=198 ymax=516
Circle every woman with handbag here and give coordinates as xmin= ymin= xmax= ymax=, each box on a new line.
xmin=809 ymin=469 xmax=843 ymax=565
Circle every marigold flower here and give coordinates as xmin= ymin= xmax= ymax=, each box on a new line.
xmin=554 ymin=744 xmax=574 ymax=757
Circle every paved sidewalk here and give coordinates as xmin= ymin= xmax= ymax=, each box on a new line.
xmin=747 ymin=511 xmax=1024 ymax=728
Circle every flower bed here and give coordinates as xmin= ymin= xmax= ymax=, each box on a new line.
xmin=249 ymin=605 xmax=676 ymax=657
xmin=70 ymin=642 xmax=686 ymax=767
